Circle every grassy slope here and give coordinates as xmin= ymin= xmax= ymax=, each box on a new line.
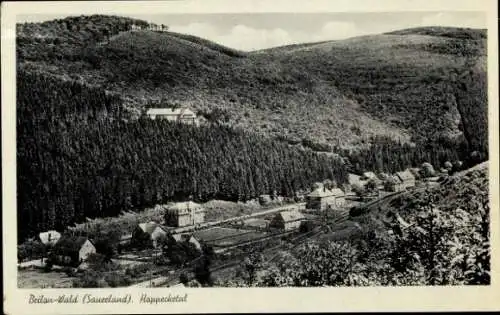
xmin=17 ymin=16 xmax=487 ymax=150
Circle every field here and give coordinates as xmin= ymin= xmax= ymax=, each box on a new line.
xmin=244 ymin=218 xmax=269 ymax=228
xmin=18 ymin=269 xmax=76 ymax=288
xmin=209 ymin=231 xmax=269 ymax=247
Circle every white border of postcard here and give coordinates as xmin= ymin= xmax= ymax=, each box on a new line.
xmin=2 ymin=0 xmax=500 ymax=314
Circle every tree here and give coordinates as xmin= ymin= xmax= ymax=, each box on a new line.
xmin=351 ymin=183 xmax=366 ymax=197
xmin=421 ymin=162 xmax=436 ymax=178
xmin=241 ymin=253 xmax=264 ymax=286
xmin=365 ymin=179 xmax=378 ymax=194
xmin=179 ymin=273 xmax=189 ymax=285
xmin=323 ymin=179 xmax=337 ymax=190
xmin=444 ymin=161 xmax=453 ymax=171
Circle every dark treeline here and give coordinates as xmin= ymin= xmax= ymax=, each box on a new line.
xmin=17 ymin=70 xmax=346 ymax=241
xmin=343 ymin=136 xmax=467 ymax=174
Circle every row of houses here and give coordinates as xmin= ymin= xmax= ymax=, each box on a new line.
xmin=348 ymin=169 xmax=417 ymax=192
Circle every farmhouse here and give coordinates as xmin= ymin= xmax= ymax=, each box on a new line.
xmin=270 ymin=209 xmax=306 ymax=231
xmin=38 ymin=230 xmax=61 ymax=246
xmin=396 ymin=169 xmax=416 ymax=190
xmin=145 ymin=108 xmax=199 ymax=125
xmin=306 ymin=187 xmax=346 ymax=211
xmin=164 ymin=201 xmax=206 ymax=227
xmin=51 ymin=236 xmax=96 ymax=267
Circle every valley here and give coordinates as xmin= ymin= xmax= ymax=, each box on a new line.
xmin=15 ymin=14 xmax=490 ymax=288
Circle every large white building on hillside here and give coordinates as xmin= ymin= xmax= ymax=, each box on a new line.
xmin=145 ymin=108 xmax=199 ymax=126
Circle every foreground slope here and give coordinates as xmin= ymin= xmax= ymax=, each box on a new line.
xmin=17 ymin=16 xmax=487 ymax=151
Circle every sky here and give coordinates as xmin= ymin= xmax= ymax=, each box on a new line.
xmin=18 ymin=11 xmax=487 ymax=51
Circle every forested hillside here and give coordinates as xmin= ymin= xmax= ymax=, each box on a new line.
xmin=17 ymin=69 xmax=347 ymax=241
xmin=17 ymin=15 xmax=488 ymax=155
xmin=16 ymin=16 xmax=489 ymax=242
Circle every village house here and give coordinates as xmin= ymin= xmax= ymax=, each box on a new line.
xmin=164 ymin=201 xmax=206 ymax=227
xmin=131 ymin=221 xmax=160 ymax=247
xmin=38 ymin=230 xmax=61 ymax=246
xmin=396 ymin=169 xmax=416 ymax=190
xmin=270 ymin=209 xmax=306 ymax=231
xmin=51 ymin=236 xmax=96 ymax=267
xmin=174 ymin=234 xmax=202 ymax=251
xmin=145 ymin=108 xmax=199 ymax=126
xmin=306 ymin=186 xmax=346 ymax=211
xmin=385 ymin=175 xmax=404 ymax=192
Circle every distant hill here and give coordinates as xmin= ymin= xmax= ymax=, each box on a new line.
xmin=17 ymin=15 xmax=487 ymax=153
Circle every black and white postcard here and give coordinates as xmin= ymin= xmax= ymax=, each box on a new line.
xmin=2 ymin=0 xmax=499 ymax=314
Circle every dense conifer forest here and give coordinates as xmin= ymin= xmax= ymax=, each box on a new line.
xmin=16 ymin=16 xmax=488 ymax=243
xmin=17 ymin=70 xmax=347 ymax=241
xmin=17 ymin=69 xmax=483 ymax=241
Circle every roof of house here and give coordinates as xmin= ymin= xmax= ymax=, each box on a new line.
xmin=39 ymin=230 xmax=61 ymax=245
xmin=138 ymin=221 xmax=159 ymax=235
xmin=146 ymin=108 xmax=195 ymax=116
xmin=308 ymin=187 xmax=344 ymax=198
xmin=53 ymin=236 xmax=92 ymax=254
xmin=389 ymin=175 xmax=403 ymax=184
xmin=278 ymin=210 xmax=306 ymax=222
xmin=152 ymin=225 xmax=169 ymax=235
xmin=169 ymin=201 xmax=203 ymax=211
xmin=396 ymin=170 xmax=415 ymax=181
xmin=348 ymin=173 xmax=361 ymax=184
